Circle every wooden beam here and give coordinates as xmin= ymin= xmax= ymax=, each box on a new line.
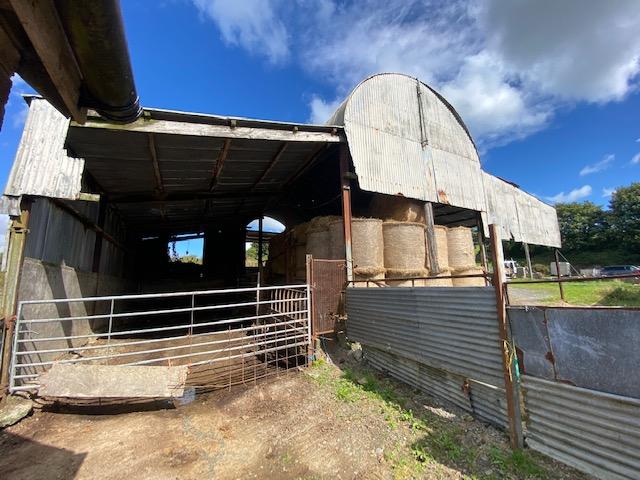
xmin=10 ymin=0 xmax=84 ymax=121
xmin=76 ymin=117 xmax=342 ymax=143
xmin=249 ymin=142 xmax=288 ymax=192
xmin=110 ymin=190 xmax=272 ymax=204
xmin=424 ymin=202 xmax=439 ymax=274
xmin=209 ymin=139 xmax=231 ymax=191
xmin=147 ymin=133 xmax=164 ymax=196
xmin=489 ymin=224 xmax=524 ymax=450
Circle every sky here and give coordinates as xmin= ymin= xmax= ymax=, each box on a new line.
xmin=1 ymin=0 xmax=639 ymax=254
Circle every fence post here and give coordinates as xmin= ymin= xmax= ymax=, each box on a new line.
xmin=305 ymin=254 xmax=314 ymax=359
xmin=554 ymin=249 xmax=566 ymax=302
xmin=489 ymin=224 xmax=524 ymax=449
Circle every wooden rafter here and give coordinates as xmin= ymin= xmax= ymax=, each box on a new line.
xmin=249 ymin=142 xmax=288 ymax=192
xmin=147 ymin=133 xmax=164 ymax=196
xmin=9 ymin=0 xmax=84 ymax=121
xmin=209 ymin=139 xmax=231 ymax=192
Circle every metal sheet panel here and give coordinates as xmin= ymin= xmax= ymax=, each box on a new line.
xmin=364 ymin=345 xmax=507 ymax=428
xmin=5 ymin=99 xmax=84 ymax=199
xmin=523 ymin=375 xmax=640 ymax=480
xmin=346 ymin=286 xmax=504 ymax=385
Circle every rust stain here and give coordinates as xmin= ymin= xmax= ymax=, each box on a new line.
xmin=544 ymin=351 xmax=555 ymax=364
xmin=437 ymin=189 xmax=449 ymax=204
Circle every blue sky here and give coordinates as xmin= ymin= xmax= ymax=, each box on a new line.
xmin=1 ymin=0 xmax=639 ymax=249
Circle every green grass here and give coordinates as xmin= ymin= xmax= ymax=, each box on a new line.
xmin=508 ymin=279 xmax=640 ymax=306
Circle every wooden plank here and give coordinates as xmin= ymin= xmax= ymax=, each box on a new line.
xmin=9 ymin=0 xmax=83 ymax=121
xmin=147 ymin=133 xmax=164 ymax=195
xmin=38 ymin=364 xmax=188 ymax=398
xmin=75 ymin=117 xmax=343 ymax=143
xmin=209 ymin=138 xmax=231 ymax=191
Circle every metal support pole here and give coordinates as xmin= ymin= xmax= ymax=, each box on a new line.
xmin=305 ymin=254 xmax=313 ymax=362
xmin=0 ymin=200 xmax=31 ymax=393
xmin=339 ymin=145 xmax=354 ymax=282
xmin=489 ymin=224 xmax=523 ymax=450
xmin=257 ymin=216 xmax=264 ymax=278
xmin=477 ymin=213 xmax=489 ymax=273
xmin=523 ymin=242 xmax=533 ymax=279
xmin=554 ymin=249 xmax=565 ymax=302
xmin=424 ymin=202 xmax=439 ymax=274
xmin=106 ymin=298 xmax=114 ymax=364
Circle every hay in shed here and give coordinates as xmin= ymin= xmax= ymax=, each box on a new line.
xmin=294 ymin=245 xmax=306 ymax=279
xmin=447 ymin=226 xmax=475 ymax=271
xmin=353 ymin=218 xmax=385 ymax=269
xmin=452 ymin=267 xmax=486 ymax=287
xmin=291 ymin=222 xmax=309 ymax=245
xmin=383 ymin=221 xmax=426 ymax=272
xmin=385 ymin=267 xmax=428 ymax=287
xmin=428 ymin=225 xmax=450 ymax=272
xmin=327 ymin=219 xmax=345 ymax=260
xmin=424 ymin=270 xmax=453 ymax=287
xmin=370 ymin=195 xmax=425 ymax=223
xmin=306 ymin=228 xmax=330 ymax=259
xmin=353 ymin=269 xmax=386 ymax=288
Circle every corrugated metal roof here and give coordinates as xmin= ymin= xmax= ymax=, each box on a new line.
xmin=330 ymin=73 xmax=561 ymax=248
xmin=5 ymin=98 xmax=84 ymax=200
xmin=523 ymin=375 xmax=640 ymax=480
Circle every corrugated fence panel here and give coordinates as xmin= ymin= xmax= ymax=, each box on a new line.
xmin=523 ymin=376 xmax=640 ymax=480
xmin=346 ymin=286 xmax=504 ymax=385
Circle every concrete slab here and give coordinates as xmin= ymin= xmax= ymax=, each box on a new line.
xmin=38 ymin=364 xmax=188 ymax=398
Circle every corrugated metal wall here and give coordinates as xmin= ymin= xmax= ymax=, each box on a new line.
xmin=523 ymin=376 xmax=640 ymax=480
xmin=346 ymin=286 xmax=508 ymax=427
xmin=24 ymin=197 xmax=126 ymax=277
xmin=5 ymin=98 xmax=84 ymax=200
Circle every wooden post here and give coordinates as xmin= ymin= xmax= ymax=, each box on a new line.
xmin=489 ymin=224 xmax=524 ymax=450
xmin=554 ymin=249 xmax=565 ymax=301
xmin=523 ymin=242 xmax=533 ymax=279
xmin=0 ymin=200 xmax=32 ymax=393
xmin=424 ymin=203 xmax=439 ymax=274
xmin=339 ymin=145 xmax=354 ymax=282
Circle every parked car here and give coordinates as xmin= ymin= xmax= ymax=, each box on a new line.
xmin=600 ymin=265 xmax=640 ymax=278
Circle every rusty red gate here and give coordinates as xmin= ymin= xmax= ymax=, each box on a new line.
xmin=309 ymin=259 xmax=347 ymax=336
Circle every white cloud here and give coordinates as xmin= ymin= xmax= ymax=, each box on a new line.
xmin=631 ymin=153 xmax=640 ymax=165
xmin=547 ymin=185 xmax=592 ymax=204
xmin=247 ymin=216 xmax=285 ymax=233
xmin=579 ymin=153 xmax=615 ymax=176
xmin=191 ymin=0 xmax=288 ymax=64
xmin=192 ymin=0 xmax=640 ymax=148
xmin=602 ymin=187 xmax=616 ymax=198
xmin=308 ymin=96 xmax=342 ymax=124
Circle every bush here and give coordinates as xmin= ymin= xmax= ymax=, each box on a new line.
xmin=533 ymin=263 xmax=549 ymax=275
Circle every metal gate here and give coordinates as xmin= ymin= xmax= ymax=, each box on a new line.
xmin=10 ymin=284 xmax=311 ymax=394
xmin=309 ymin=259 xmax=347 ymax=336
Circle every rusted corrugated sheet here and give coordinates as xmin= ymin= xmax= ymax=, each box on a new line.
xmin=330 ymin=73 xmax=560 ymax=248
xmin=346 ymin=286 xmax=504 ymax=385
xmin=5 ymin=98 xmax=84 ymax=200
xmin=523 ymin=375 xmax=640 ymax=480
xmin=364 ymin=345 xmax=508 ymax=428
xmin=482 ymin=173 xmax=561 ymax=247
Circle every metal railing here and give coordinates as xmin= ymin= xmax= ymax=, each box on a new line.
xmin=10 ymin=284 xmax=311 ymax=393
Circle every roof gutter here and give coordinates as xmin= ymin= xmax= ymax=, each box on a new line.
xmin=55 ymin=0 xmax=141 ymax=123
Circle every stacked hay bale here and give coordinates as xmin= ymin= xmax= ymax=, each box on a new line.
xmin=327 ymin=219 xmax=345 ymax=260
xmin=291 ymin=222 xmax=309 ymax=281
xmin=370 ymin=195 xmax=425 ymax=223
xmin=267 ymin=233 xmax=287 ymax=276
xmin=383 ymin=221 xmax=428 ymax=286
xmin=424 ymin=225 xmax=453 ymax=287
xmin=351 ymin=218 xmax=385 ymax=286
xmin=447 ymin=226 xmax=485 ymax=286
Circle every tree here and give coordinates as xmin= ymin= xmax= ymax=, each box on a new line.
xmin=555 ymin=201 xmax=609 ymax=251
xmin=609 ymin=182 xmax=640 ymax=251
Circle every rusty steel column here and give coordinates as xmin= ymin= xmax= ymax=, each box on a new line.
xmin=0 ymin=200 xmax=32 ymax=394
xmin=339 ymin=145 xmax=354 ymax=282
xmin=489 ymin=224 xmax=524 ymax=449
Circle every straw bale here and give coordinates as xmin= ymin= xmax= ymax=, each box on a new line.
xmin=447 ymin=226 xmax=475 ymax=270
xmin=306 ymin=229 xmax=330 ymax=259
xmin=452 ymin=267 xmax=486 ymax=287
xmin=370 ymin=195 xmax=425 ymax=223
xmin=433 ymin=225 xmax=449 ymax=271
xmin=424 ymin=270 xmax=453 ymax=287
xmin=382 ymin=221 xmax=426 ymax=271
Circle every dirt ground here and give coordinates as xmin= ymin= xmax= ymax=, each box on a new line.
xmin=0 ymin=354 xmax=589 ymax=480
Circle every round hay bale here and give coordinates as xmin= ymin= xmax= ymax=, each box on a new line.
xmin=383 ymin=221 xmax=426 ymax=271
xmin=353 ymin=269 xmax=386 ymax=288
xmin=452 ymin=267 xmax=486 ymax=287
xmin=308 ymin=215 xmax=341 ymax=232
xmin=370 ymin=195 xmax=425 ymax=223
xmin=387 ymin=278 xmax=427 ymax=287
xmin=433 ymin=225 xmax=449 ymax=271
xmin=327 ymin=219 xmax=345 ymax=260
xmin=447 ymin=226 xmax=475 ymax=270
xmin=306 ymin=228 xmax=330 ymax=259
xmin=292 ymin=222 xmax=309 ymax=245
xmin=353 ymin=218 xmax=384 ymax=269
xmin=424 ymin=270 xmax=453 ymax=287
